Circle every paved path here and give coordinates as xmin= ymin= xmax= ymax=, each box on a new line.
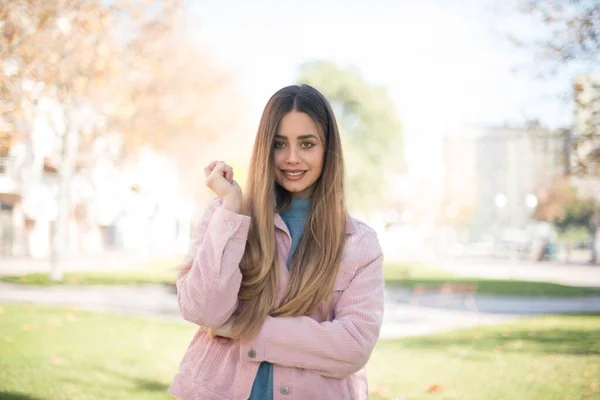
xmin=382 ymin=287 xmax=600 ymax=338
xmin=386 ymin=287 xmax=600 ymax=315
xmin=0 ymin=282 xmax=182 ymax=321
xmin=2 ymin=283 xmax=599 ymax=339
xmin=433 ymin=257 xmax=600 ymax=288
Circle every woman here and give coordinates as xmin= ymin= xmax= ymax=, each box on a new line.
xmin=169 ymin=84 xmax=384 ymax=400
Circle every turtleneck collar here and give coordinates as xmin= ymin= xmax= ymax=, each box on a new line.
xmin=280 ymin=197 xmax=312 ymax=218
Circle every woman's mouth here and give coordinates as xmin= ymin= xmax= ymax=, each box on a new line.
xmin=282 ymin=170 xmax=307 ymax=181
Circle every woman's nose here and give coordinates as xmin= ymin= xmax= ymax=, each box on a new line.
xmin=285 ymin=147 xmax=300 ymax=164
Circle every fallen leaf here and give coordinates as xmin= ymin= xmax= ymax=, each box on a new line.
xmin=495 ymin=345 xmax=503 ymax=352
xmin=3 ymin=337 xmax=15 ymax=343
xmin=586 ymin=382 xmax=598 ymax=390
xmin=528 ymin=331 xmax=536 ymax=337
xmin=369 ymin=386 xmax=388 ymax=396
xmin=585 ymin=372 xmax=593 ymax=378
xmin=0 ymin=306 xmax=4 ymax=314
xmin=426 ymin=384 xmax=444 ymax=393
xmin=501 ymin=330 xmax=509 ymax=337
xmin=51 ymin=356 xmax=65 ymax=366
xmin=66 ymin=313 xmax=76 ymax=323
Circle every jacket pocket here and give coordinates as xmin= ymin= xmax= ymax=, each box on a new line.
xmin=318 ymin=270 xmax=355 ymax=321
xmin=292 ymin=368 xmax=354 ymax=399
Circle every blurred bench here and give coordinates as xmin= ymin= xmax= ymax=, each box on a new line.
xmin=410 ymin=283 xmax=478 ymax=312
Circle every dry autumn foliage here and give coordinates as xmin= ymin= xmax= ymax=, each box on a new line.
xmin=2 ymin=0 xmax=236 ymax=174
xmin=1 ymin=0 xmax=239 ymax=275
xmin=511 ymin=1 xmax=600 ymax=175
xmin=425 ymin=383 xmax=444 ymax=393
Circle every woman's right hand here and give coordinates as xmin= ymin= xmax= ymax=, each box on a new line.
xmin=204 ymin=161 xmax=243 ymax=213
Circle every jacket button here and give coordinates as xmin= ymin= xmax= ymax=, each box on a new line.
xmin=228 ymin=221 xmax=236 ymax=229
xmin=280 ymin=386 xmax=290 ymax=395
xmin=247 ymin=349 xmax=256 ymax=359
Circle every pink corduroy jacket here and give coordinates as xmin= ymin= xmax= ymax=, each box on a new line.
xmin=169 ymin=198 xmax=385 ymax=400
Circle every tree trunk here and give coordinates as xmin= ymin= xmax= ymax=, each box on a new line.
xmin=49 ymin=120 xmax=78 ymax=281
xmin=16 ymin=103 xmax=42 ymax=258
xmin=590 ymin=228 xmax=598 ymax=265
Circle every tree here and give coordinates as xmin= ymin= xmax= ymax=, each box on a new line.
xmin=297 ymin=61 xmax=404 ymax=214
xmin=507 ymin=1 xmax=600 ymax=175
xmin=534 ymin=174 xmax=599 ymax=262
xmin=510 ymin=1 xmax=599 ymax=67
xmin=508 ymin=1 xmax=600 ymax=262
xmin=1 ymin=0 xmax=235 ymax=278
xmin=533 ymin=174 xmax=572 ymax=222
xmin=2 ymin=0 xmax=131 ymax=279
xmin=104 ymin=36 xmax=240 ymax=197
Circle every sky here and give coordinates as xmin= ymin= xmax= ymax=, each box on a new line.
xmin=183 ymin=0 xmax=574 ymax=194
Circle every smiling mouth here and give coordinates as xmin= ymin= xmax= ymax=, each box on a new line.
xmin=282 ymin=170 xmax=307 ymax=180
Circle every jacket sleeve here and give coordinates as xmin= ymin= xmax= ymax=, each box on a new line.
xmin=238 ymin=231 xmax=384 ymax=379
xmin=176 ymin=198 xmax=251 ymax=328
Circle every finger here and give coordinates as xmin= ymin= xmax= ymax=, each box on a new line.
xmin=212 ymin=161 xmax=227 ymax=172
xmin=213 ymin=162 xmax=232 ymax=182
xmin=208 ymin=161 xmax=226 ymax=178
xmin=205 ymin=163 xmax=224 ymax=186
xmin=224 ymin=165 xmax=233 ymax=183
xmin=204 ymin=160 xmax=220 ymax=177
xmin=209 ymin=160 xmax=221 ymax=171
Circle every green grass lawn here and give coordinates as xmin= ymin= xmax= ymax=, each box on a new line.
xmin=2 ymin=260 xmax=600 ymax=298
xmin=384 ymin=262 xmax=600 ymax=297
xmin=369 ymin=313 xmax=600 ymax=400
xmin=1 ymin=303 xmax=599 ymax=400
xmin=0 ymin=258 xmax=180 ymax=286
xmin=0 ymin=303 xmax=189 ymax=400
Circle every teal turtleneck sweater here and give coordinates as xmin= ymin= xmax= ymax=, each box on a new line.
xmin=248 ymin=197 xmax=311 ymax=400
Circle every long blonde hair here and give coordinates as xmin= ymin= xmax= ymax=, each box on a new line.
xmin=229 ymin=84 xmax=347 ymax=341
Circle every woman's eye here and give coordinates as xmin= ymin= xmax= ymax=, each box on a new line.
xmin=301 ymin=142 xmax=314 ymax=149
xmin=274 ymin=141 xmax=285 ymax=149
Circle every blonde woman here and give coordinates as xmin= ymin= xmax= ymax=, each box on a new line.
xmin=170 ymin=84 xmax=384 ymax=400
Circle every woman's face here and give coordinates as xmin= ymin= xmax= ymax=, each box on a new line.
xmin=273 ymin=111 xmax=325 ymax=198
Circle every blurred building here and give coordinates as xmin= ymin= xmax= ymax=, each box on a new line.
xmin=443 ymin=124 xmax=566 ymax=244
xmin=0 ymin=149 xmax=20 ymax=258
xmin=0 ymin=98 xmax=193 ymax=260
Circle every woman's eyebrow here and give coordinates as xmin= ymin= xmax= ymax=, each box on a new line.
xmin=275 ymin=134 xmax=319 ymax=140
